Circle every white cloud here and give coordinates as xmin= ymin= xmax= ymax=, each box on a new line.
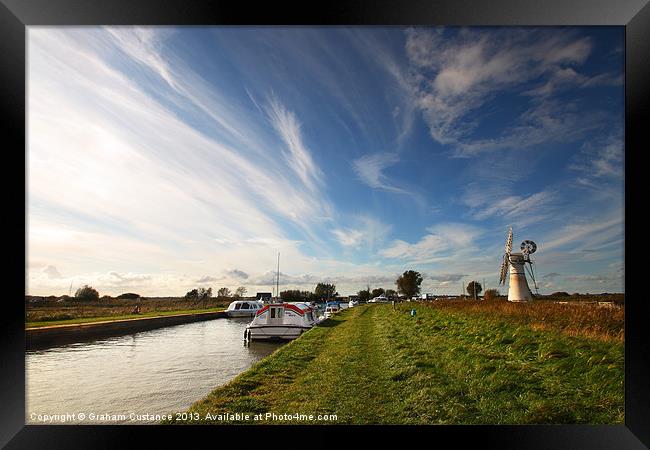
xmin=352 ymin=152 xmax=408 ymax=193
xmin=266 ymin=96 xmax=323 ymax=192
xmin=403 ymin=28 xmax=617 ymax=155
xmin=196 ymin=275 xmax=219 ymax=283
xmin=331 ymin=216 xmax=392 ymax=250
xmin=41 ymin=265 xmax=63 ymax=279
xmin=380 ymin=223 xmax=483 ymax=263
xmin=471 ymin=190 xmax=556 ymax=221
xmin=27 ymin=28 xmax=343 ymax=295
xmin=569 ymin=134 xmax=624 ymax=179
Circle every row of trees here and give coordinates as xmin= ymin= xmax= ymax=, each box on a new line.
xmin=184 ymin=286 xmax=248 ymax=300
xmin=70 ymin=272 xmax=502 ymax=304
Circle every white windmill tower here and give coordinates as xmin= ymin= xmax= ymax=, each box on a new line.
xmin=498 ymin=227 xmax=539 ymax=302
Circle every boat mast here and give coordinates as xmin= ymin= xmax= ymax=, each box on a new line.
xmin=276 ymin=252 xmax=280 ymax=302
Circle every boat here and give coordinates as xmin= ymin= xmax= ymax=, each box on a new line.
xmin=225 ymin=300 xmax=264 ymax=318
xmin=369 ymin=295 xmax=389 ymax=303
xmin=244 ymin=253 xmax=322 ymax=341
xmin=348 ymin=299 xmax=359 ymax=308
xmin=324 ymin=303 xmax=340 ymax=318
xmin=245 ymin=302 xmax=321 ymax=340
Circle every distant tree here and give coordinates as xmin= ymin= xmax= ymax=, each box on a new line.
xmin=371 ymin=288 xmax=385 ymax=298
xmin=385 ymin=289 xmax=398 ymax=299
xmin=280 ymin=290 xmax=312 ymax=302
xmin=185 ymin=289 xmax=199 ymax=300
xmin=117 ymin=293 xmax=140 ymax=300
xmin=314 ymin=283 xmax=337 ymax=301
xmin=483 ymin=288 xmax=500 ymax=301
xmin=74 ymin=285 xmax=99 ymax=302
xmin=198 ymin=287 xmax=212 ymax=298
xmin=233 ymin=286 xmax=247 ymax=299
xmin=550 ymin=291 xmax=570 ymax=297
xmin=396 ymin=270 xmax=423 ymax=298
xmin=217 ymin=287 xmax=231 ymax=299
xmin=466 ymin=281 xmax=482 ymax=299
xmin=357 ymin=289 xmax=371 ymax=303
xmin=197 ymin=287 xmax=212 ymax=308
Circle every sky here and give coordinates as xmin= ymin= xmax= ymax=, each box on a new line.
xmin=26 ymin=26 xmax=624 ymax=297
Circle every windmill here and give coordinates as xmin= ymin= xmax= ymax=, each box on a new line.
xmin=498 ymin=227 xmax=539 ymax=302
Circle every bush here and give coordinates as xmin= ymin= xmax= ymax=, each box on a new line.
xmin=550 ymin=291 xmax=570 ymax=297
xmin=117 ymin=293 xmax=140 ymax=299
xmin=74 ymin=285 xmax=99 ymax=302
xmin=484 ymin=289 xmax=500 ymax=301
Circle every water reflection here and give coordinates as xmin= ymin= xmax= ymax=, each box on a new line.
xmin=26 ymin=318 xmax=282 ymax=424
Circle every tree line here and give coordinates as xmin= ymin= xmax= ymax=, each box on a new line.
xmin=67 ymin=271 xmax=500 ymax=304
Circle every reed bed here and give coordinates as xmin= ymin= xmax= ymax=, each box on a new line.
xmin=425 ymin=299 xmax=624 ymax=342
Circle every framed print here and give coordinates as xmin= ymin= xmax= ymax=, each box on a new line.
xmin=1 ymin=0 xmax=648 ymax=448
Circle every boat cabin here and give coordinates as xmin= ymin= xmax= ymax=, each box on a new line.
xmin=245 ymin=302 xmax=320 ymax=340
xmin=225 ymin=300 xmax=264 ymax=317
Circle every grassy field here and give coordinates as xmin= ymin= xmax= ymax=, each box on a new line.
xmin=427 ymin=299 xmax=624 ymax=342
xmin=25 ymin=297 xmax=231 ymax=328
xmin=168 ymin=302 xmax=624 ymax=425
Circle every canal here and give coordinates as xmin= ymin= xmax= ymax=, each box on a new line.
xmin=26 ymin=317 xmax=283 ymax=424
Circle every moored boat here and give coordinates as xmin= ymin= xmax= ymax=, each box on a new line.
xmin=324 ymin=304 xmax=340 ymax=318
xmin=245 ymin=302 xmax=321 ymax=341
xmin=225 ymin=300 xmax=264 ymax=317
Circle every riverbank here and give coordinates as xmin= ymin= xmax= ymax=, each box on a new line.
xmin=169 ymin=303 xmax=623 ymax=424
xmin=26 ymin=307 xmax=226 ymax=328
xmin=26 ymin=309 xmax=227 ymax=349
xmin=26 ymin=296 xmax=232 ymax=325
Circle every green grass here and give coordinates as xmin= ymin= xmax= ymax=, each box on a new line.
xmin=26 ymin=307 xmax=225 ymax=329
xmin=167 ymin=303 xmax=623 ymax=425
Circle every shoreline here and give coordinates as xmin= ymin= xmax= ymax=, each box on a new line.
xmin=26 ymin=309 xmax=228 ymax=350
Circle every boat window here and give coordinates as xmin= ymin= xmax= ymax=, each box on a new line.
xmin=234 ymin=303 xmax=241 ymax=310
xmin=270 ymin=308 xmax=276 ymax=319
xmin=241 ymin=303 xmax=250 ymax=309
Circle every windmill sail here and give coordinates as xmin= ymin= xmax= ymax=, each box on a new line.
xmin=498 ymin=226 xmax=513 ymax=285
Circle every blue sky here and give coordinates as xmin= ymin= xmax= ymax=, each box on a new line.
xmin=27 ymin=27 xmax=624 ymax=296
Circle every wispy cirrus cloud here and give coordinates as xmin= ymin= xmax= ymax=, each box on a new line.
xmin=352 ymin=152 xmax=409 ymax=193
xmin=27 ymin=28 xmax=338 ymax=295
xmin=569 ymin=133 xmax=624 ymax=179
xmin=266 ymin=96 xmax=324 ymax=192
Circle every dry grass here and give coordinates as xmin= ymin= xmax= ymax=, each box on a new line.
xmin=425 ymin=299 xmax=624 ymax=342
xmin=26 ymin=297 xmax=233 ymax=323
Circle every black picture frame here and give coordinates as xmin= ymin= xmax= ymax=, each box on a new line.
xmin=2 ymin=0 xmax=647 ymax=448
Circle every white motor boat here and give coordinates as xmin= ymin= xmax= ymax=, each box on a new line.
xmin=348 ymin=299 xmax=359 ymax=308
xmin=225 ymin=300 xmax=264 ymax=318
xmin=245 ymin=302 xmax=321 ymax=341
xmin=324 ymin=304 xmax=340 ymax=318
xmin=369 ymin=295 xmax=389 ymax=303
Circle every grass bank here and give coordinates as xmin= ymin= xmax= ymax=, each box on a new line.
xmin=26 ymin=307 xmax=225 ymax=328
xmin=169 ymin=303 xmax=623 ymax=424
xmin=427 ymin=299 xmax=624 ymax=342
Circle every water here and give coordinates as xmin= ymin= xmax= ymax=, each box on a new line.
xmin=26 ymin=317 xmax=282 ymax=424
